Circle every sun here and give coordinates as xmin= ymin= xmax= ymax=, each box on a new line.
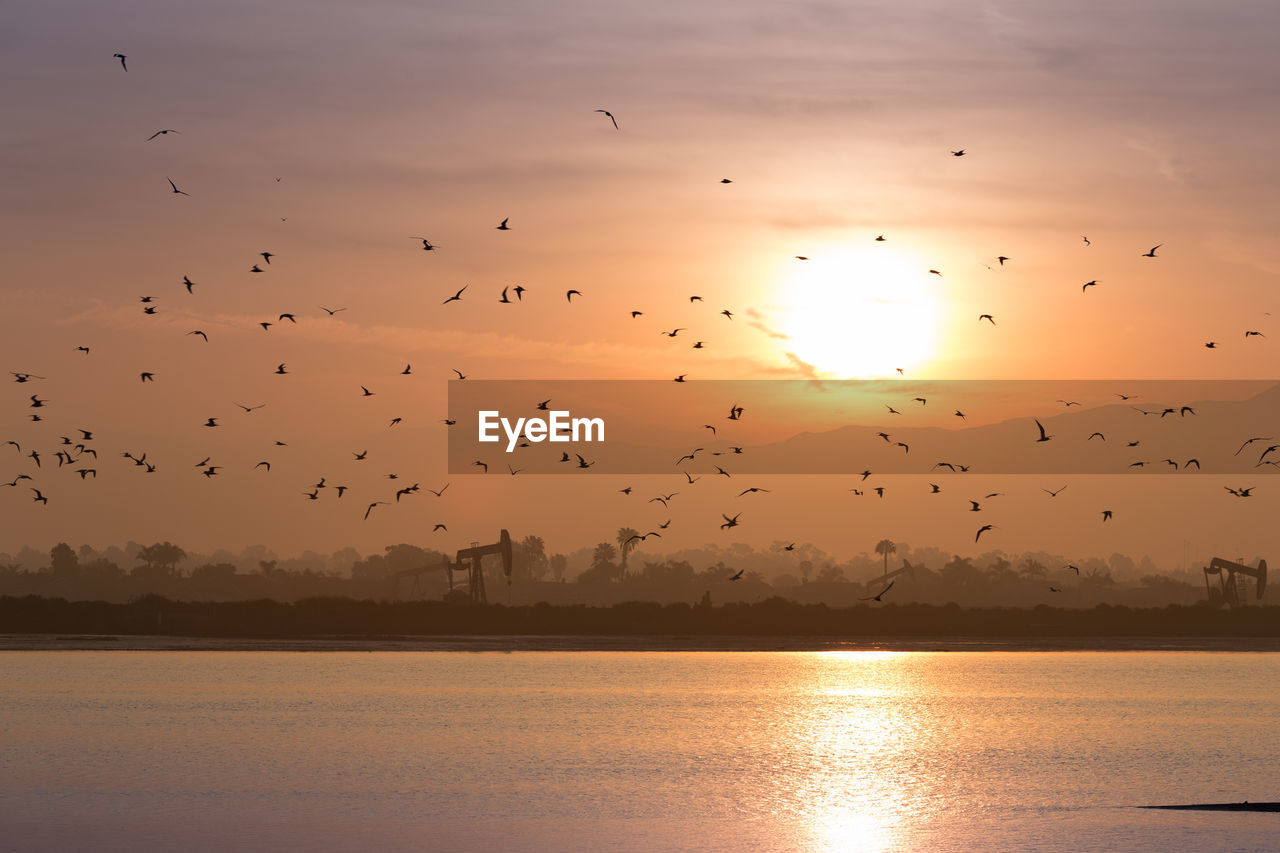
xmin=775 ymin=246 xmax=943 ymax=378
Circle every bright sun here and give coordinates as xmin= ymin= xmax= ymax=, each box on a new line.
xmin=776 ymin=245 xmax=943 ymax=378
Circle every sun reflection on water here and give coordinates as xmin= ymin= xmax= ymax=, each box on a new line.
xmin=782 ymin=651 xmax=922 ymax=851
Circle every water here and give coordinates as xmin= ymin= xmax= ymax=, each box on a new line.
xmin=1 ymin=651 xmax=1277 ymax=852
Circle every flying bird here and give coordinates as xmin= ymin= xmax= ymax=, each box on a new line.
xmin=1101 ymin=510 xmax=1113 ymax=520
xmin=566 ymin=290 xmax=581 ymax=302
xmin=166 ymin=177 xmax=190 ymax=196
xmin=320 ymin=306 xmax=347 ymax=315
xmin=720 ymin=513 xmax=741 ymax=530
xmin=187 ymin=330 xmax=207 ymax=342
xmin=950 ymin=149 xmax=965 ymax=156
xmin=496 ymin=218 xmax=510 ymax=230
xmin=148 ymin=129 xmax=179 ymax=140
xmin=975 ymin=524 xmax=995 ymax=542
xmin=113 ymin=53 xmax=127 ymax=71
xmin=978 ymin=314 xmax=995 ymax=324
xmin=364 ymin=501 xmax=389 ymax=520
xmin=31 ymin=488 xmax=48 ymax=505
xmin=728 ymin=569 xmax=745 ymax=581
xmin=443 ymin=286 xmax=467 ymax=305
xmin=1042 ymin=485 xmax=1067 ymax=497
xmin=594 ymin=109 xmax=618 ymax=130
xmin=1034 ymin=419 xmax=1053 ymax=442
xmin=1235 ymin=437 xmax=1272 ymax=456
xmin=1141 ymin=244 xmax=1162 ymax=258
xmin=1082 ymin=280 xmax=1099 ymax=292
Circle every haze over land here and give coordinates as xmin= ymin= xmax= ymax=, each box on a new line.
xmin=3 ymin=0 xmax=1280 ymax=572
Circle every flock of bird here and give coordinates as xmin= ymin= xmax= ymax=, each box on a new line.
xmin=1 ymin=55 xmax=1274 ymax=599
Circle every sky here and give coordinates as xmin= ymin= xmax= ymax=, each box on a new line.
xmin=2 ymin=0 xmax=1279 ymax=571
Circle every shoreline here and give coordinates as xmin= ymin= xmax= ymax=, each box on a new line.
xmin=4 ymin=633 xmax=1280 ymax=652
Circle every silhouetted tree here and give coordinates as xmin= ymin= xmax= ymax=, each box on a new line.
xmin=875 ymin=539 xmax=896 ymax=577
xmin=50 ymin=543 xmax=79 ymax=582
xmin=549 ymin=553 xmax=567 ymax=583
xmin=592 ymin=542 xmax=617 ymax=569
xmin=816 ymin=564 xmax=845 ymax=583
xmin=1020 ymin=558 xmax=1047 ymax=579
xmin=133 ymin=541 xmax=186 ymax=580
xmin=518 ymin=535 xmax=548 ymax=581
xmin=616 ymin=528 xmax=639 ymax=575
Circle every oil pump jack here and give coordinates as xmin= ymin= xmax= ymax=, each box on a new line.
xmin=864 ymin=559 xmax=918 ymax=595
xmin=392 ymin=529 xmax=514 ymax=604
xmin=1203 ymin=557 xmax=1267 ymax=608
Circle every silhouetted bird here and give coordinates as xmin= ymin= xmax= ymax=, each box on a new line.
xmin=594 ymin=109 xmax=618 ymax=130
xmin=113 ymin=53 xmax=127 ymax=71
xmin=166 ymin=177 xmax=190 ymax=196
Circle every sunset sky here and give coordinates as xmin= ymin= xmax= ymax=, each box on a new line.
xmin=3 ymin=0 xmax=1279 ymax=569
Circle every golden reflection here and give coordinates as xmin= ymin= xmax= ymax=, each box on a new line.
xmin=785 ymin=651 xmax=921 ymax=851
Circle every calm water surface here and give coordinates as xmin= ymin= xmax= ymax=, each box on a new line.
xmin=1 ymin=651 xmax=1277 ymax=852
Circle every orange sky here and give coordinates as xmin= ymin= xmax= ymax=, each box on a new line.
xmin=2 ymin=0 xmax=1279 ymax=570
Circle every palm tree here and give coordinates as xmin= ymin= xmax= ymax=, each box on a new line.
xmin=592 ymin=542 xmax=617 ymax=569
xmin=874 ymin=539 xmax=896 ymax=578
xmin=616 ymin=527 xmax=639 ymax=577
